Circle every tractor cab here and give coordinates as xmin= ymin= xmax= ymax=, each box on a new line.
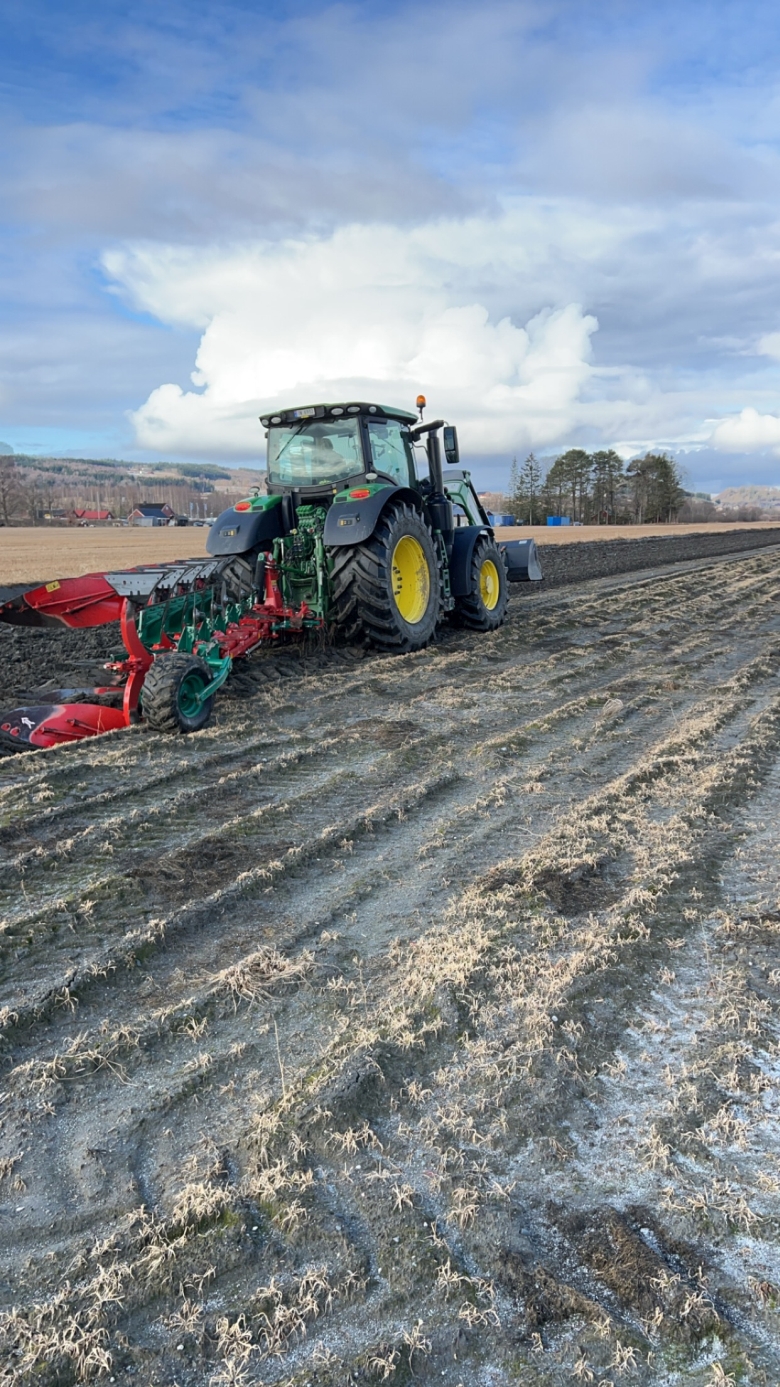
xmin=261 ymin=402 xmax=419 ymax=497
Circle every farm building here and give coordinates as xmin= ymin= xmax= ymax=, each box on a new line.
xmin=70 ymin=508 xmax=114 ymax=525
xmin=128 ymin=503 xmax=175 ymax=526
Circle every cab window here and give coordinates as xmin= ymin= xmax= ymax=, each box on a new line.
xmin=367 ymin=420 xmax=414 ymax=486
xmin=268 ymin=420 xmax=363 ymax=487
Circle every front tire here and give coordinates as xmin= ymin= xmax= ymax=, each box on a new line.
xmin=141 ymin=652 xmax=215 ymax=733
xmin=330 ymin=501 xmax=441 ymax=652
xmin=453 ymin=535 xmax=509 ymax=631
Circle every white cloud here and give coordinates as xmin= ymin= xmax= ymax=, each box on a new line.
xmin=756 ymin=331 xmax=780 ymax=360
xmin=104 ymin=212 xmax=630 ymax=458
xmin=710 ymin=406 xmax=780 ymax=454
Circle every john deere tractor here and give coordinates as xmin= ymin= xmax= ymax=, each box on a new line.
xmin=207 ymin=396 xmax=540 ymax=654
xmin=0 ymin=397 xmax=541 ymax=749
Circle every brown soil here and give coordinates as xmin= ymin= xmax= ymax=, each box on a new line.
xmin=1 ymin=548 xmax=780 ymax=1386
xmin=495 ymin=520 xmax=780 ymax=543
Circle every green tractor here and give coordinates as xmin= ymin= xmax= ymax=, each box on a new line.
xmin=207 ymin=396 xmax=541 ymax=655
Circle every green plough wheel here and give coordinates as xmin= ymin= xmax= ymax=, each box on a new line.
xmin=141 ymin=652 xmax=215 ymax=734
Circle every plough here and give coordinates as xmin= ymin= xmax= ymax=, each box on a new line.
xmin=0 ymin=552 xmax=325 ymax=750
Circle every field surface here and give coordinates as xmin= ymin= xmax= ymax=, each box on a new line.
xmin=3 ymin=522 xmax=780 ymax=583
xmin=0 ymin=528 xmax=211 ymax=584
xmin=494 ymin=521 xmax=780 ymax=544
xmin=1 ymin=547 xmax=780 ymax=1386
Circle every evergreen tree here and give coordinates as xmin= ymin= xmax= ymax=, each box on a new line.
xmin=544 ymin=449 xmax=592 ymax=521
xmin=625 ymin=453 xmax=684 ymax=522
xmin=511 ymin=452 xmax=544 ymax=524
xmin=543 ymin=454 xmax=568 ymax=518
xmin=590 ymin=449 xmax=625 ymax=523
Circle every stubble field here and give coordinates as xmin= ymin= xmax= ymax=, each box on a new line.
xmin=1 ymin=546 xmax=780 ymax=1386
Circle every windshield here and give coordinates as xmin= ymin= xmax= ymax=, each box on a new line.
xmin=267 ymin=420 xmax=364 ymax=487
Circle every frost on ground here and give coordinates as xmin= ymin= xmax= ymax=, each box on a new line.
xmin=0 ymin=549 xmax=779 ymax=1386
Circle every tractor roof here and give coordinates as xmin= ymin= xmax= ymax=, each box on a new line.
xmin=260 ymin=402 xmax=418 ymax=426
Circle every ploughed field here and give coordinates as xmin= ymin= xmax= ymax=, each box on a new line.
xmin=1 ymin=548 xmax=780 ymax=1386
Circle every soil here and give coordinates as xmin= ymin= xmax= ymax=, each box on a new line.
xmin=1 ymin=547 xmax=780 ymax=1386
xmin=495 ymin=519 xmax=780 ymax=543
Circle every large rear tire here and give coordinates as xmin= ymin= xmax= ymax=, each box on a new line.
xmin=453 ymin=535 xmax=509 ymax=631
xmin=141 ymin=652 xmax=215 ymax=733
xmin=330 ymin=501 xmax=441 ymax=652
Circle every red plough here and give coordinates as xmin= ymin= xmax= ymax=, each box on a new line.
xmin=0 ymin=554 xmax=324 ymax=752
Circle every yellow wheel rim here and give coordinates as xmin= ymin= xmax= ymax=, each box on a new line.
xmin=479 ymin=558 xmax=500 ymax=611
xmin=391 ymin=535 xmax=430 ymax=624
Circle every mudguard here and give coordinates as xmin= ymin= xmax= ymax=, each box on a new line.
xmin=207 ymin=498 xmax=284 ymax=556
xmin=449 ymin=526 xmax=492 ymax=598
xmin=323 ymin=486 xmax=421 ymax=547
xmin=499 ymin=538 xmax=543 ymax=582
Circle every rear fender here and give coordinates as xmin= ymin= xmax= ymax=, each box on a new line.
xmin=449 ymin=526 xmax=492 ymax=597
xmin=323 ymin=485 xmax=420 ymax=547
xmin=207 ymin=498 xmax=284 ymax=556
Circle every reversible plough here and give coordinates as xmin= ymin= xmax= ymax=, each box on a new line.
xmin=0 ymin=549 xmax=324 ymax=750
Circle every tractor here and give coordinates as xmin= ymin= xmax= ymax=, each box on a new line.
xmin=0 ymin=398 xmax=541 ymax=750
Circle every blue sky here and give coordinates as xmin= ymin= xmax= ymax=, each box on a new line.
xmin=3 ymin=0 xmax=780 ymax=492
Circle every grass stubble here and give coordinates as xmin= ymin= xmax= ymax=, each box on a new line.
xmin=0 ymin=548 xmax=779 ymax=1384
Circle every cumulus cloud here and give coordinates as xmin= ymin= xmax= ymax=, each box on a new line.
xmin=103 ymin=216 xmax=602 ymax=454
xmin=710 ymin=406 xmax=780 ymax=454
xmin=105 ymin=213 xmax=623 ymax=458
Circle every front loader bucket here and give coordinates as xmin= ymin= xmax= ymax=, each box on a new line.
xmin=0 ymin=702 xmax=128 ymax=752
xmin=499 ymin=538 xmax=542 ymax=582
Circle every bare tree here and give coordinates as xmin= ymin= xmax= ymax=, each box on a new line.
xmin=0 ymin=458 xmax=22 ymax=526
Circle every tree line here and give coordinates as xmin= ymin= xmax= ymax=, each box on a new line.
xmin=508 ymin=449 xmax=686 ymax=525
xmin=0 ymin=455 xmax=245 ymax=525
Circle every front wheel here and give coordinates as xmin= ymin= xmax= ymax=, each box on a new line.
xmin=453 ymin=535 xmax=509 ymax=631
xmin=141 ymin=652 xmax=215 ymax=733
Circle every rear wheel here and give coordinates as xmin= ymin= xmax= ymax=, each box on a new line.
xmin=141 ymin=652 xmax=214 ymax=733
xmin=454 ymin=535 xmax=509 ymax=631
xmin=330 ymin=501 xmax=441 ymax=652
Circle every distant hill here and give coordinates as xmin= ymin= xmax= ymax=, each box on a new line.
xmin=0 ymin=443 xmax=14 ymax=455
xmin=715 ymin=485 xmax=780 ymax=511
xmin=0 ymin=453 xmax=266 ymax=523
xmin=7 ymin=454 xmax=264 ymax=485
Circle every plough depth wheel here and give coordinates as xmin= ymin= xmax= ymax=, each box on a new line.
xmin=141 ymin=652 xmax=214 ymax=734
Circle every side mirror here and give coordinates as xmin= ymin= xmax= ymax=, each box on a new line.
xmin=442 ymin=425 xmax=459 ymax=467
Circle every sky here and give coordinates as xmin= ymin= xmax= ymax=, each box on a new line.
xmin=2 ymin=0 xmax=780 ymax=492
